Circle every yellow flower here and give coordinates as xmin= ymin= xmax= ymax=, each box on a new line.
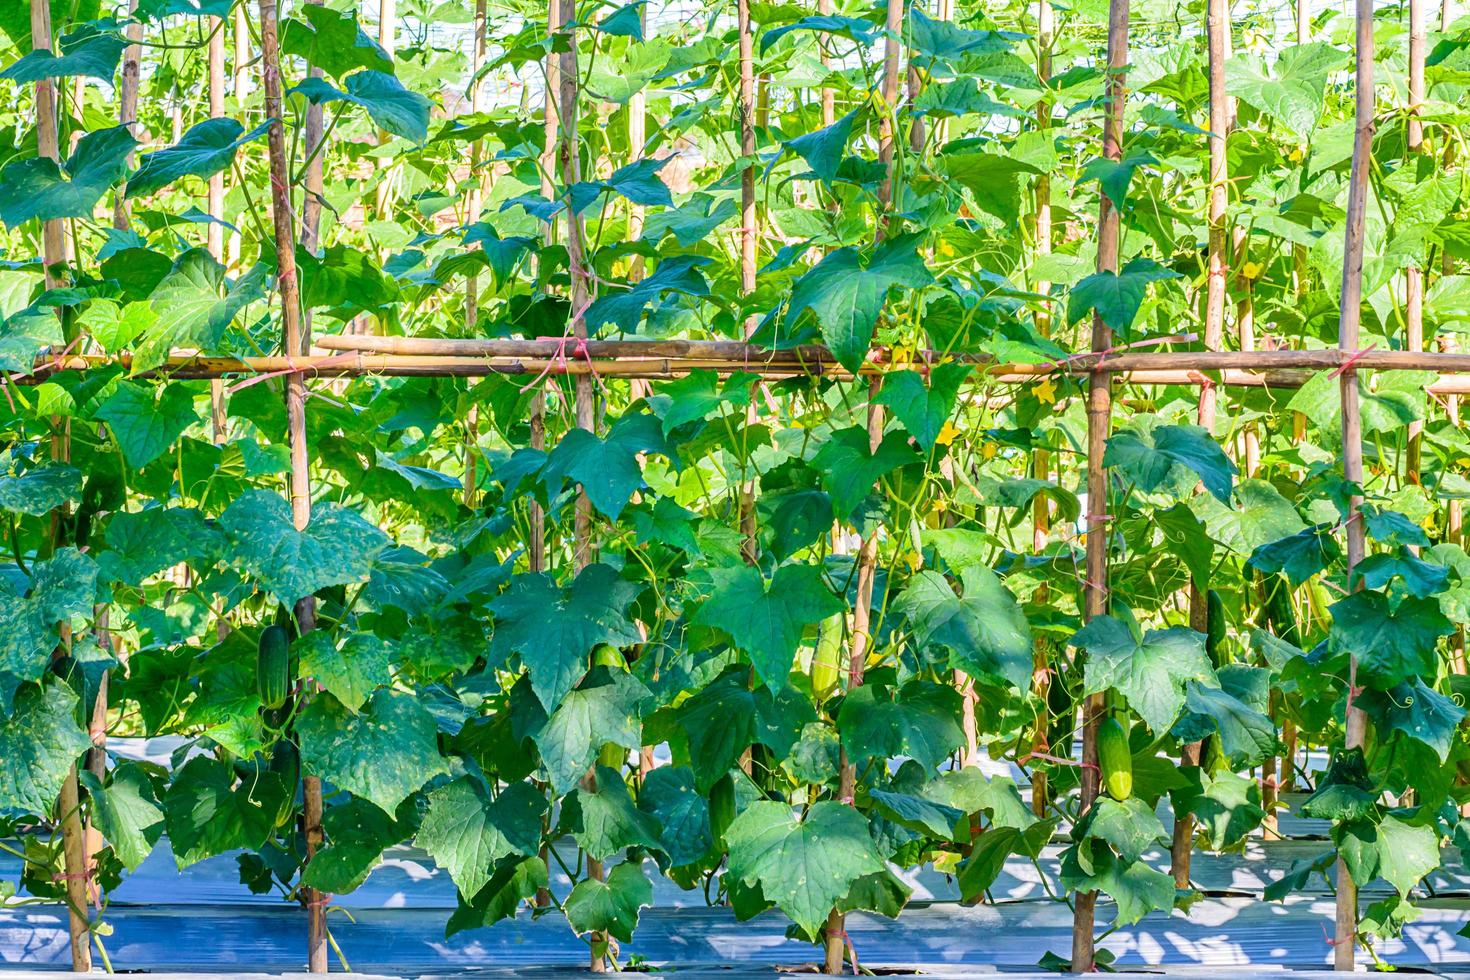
xmin=904 ymin=551 xmax=923 ymax=573
xmin=935 ymin=421 xmax=962 ymax=447
xmin=1033 ymin=377 xmax=1058 ymax=404
xmin=934 ymin=498 xmax=948 ymax=513
xmin=1241 ymin=260 xmax=1263 ymax=280
xmin=981 ymin=440 xmax=999 ymax=460
xmin=1288 ymin=147 xmax=1304 ymax=162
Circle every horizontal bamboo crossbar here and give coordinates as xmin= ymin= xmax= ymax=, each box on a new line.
xmin=14 ymin=342 xmax=1470 ymax=393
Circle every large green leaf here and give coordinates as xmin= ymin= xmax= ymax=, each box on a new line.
xmin=838 ymin=680 xmax=965 ymax=771
xmin=564 ymin=861 xmax=654 ymax=944
xmin=1226 ymin=43 xmax=1348 ymax=135
xmin=489 ymin=563 xmax=643 ymax=711
xmin=296 ymin=631 xmax=393 ymax=712
xmin=1104 ymin=423 xmax=1237 ymax=503
xmin=0 ymin=682 xmax=91 ymax=814
xmin=1329 ymin=592 xmax=1453 ymax=689
xmin=417 ymin=778 xmax=547 ymax=899
xmin=785 ymin=108 xmax=859 ymax=184
xmin=220 ymin=489 xmax=391 ymax=604
xmin=163 ymin=755 xmax=289 ymax=867
xmin=127 ymin=119 xmax=271 ymax=199
xmin=812 ymin=426 xmax=922 ymax=520
xmin=692 ymin=562 xmax=844 ymax=687
xmin=0 ymin=126 xmax=136 ymax=227
xmin=873 ymin=363 xmax=972 ymax=451
xmin=1072 ymin=609 xmax=1213 ymax=732
xmin=0 ymin=460 xmax=80 ymax=516
xmin=786 ymin=235 xmax=934 ymax=371
xmin=725 ymin=800 xmax=884 ymax=936
xmin=139 ymin=250 xmax=266 ymax=372
xmin=1066 ymin=258 xmax=1179 ymax=334
xmin=564 ymin=765 xmax=662 ymax=860
xmin=94 ymin=381 xmax=200 ymax=468
xmin=533 ymin=667 xmax=649 ymax=794
xmin=0 ymin=549 xmax=97 ymax=711
xmin=281 ymin=5 xmax=393 ymax=78
xmin=297 ymin=689 xmax=450 ymax=816
xmin=0 ymin=22 xmax=125 ymax=82
xmin=895 ymin=564 xmax=1032 ymax=689
xmin=292 ymin=70 xmax=431 ymax=142
xmin=83 ymin=762 xmax=164 ymax=871
xmin=637 ymin=766 xmax=712 ymax=867
xmin=542 ymin=412 xmax=669 ymax=520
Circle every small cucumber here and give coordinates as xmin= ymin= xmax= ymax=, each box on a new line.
xmin=257 ymin=625 xmax=293 ymax=710
xmin=1097 ymin=717 xmax=1133 ymax=801
xmin=810 ymin=612 xmax=844 ymax=701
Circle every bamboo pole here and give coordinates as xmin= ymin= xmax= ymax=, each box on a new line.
xmin=255 ymin=0 xmax=326 ymax=970
xmin=300 ymin=0 xmax=326 ymax=255
xmin=208 ymin=15 xmax=227 ymax=258
xmin=1027 ymin=0 xmax=1056 ymax=820
xmin=234 ymin=3 xmax=251 ymax=99
xmin=1406 ymin=0 xmax=1426 ymax=484
xmin=817 ymin=0 xmax=834 ymax=128
xmin=558 ymin=0 xmax=608 ymax=967
xmin=1172 ymin=0 xmax=1229 ymax=891
xmin=1333 ymin=0 xmax=1374 ymax=965
xmin=30 ymin=0 xmax=90 ymax=967
xmin=374 ymin=0 xmax=398 ymax=220
xmin=626 ymin=4 xmax=647 ymax=283
xmin=113 ymin=0 xmax=142 ymax=231
xmin=462 ymin=0 xmax=489 ymax=509
xmin=737 ymin=0 xmax=757 ymax=325
xmin=1073 ymin=0 xmax=1128 ymax=970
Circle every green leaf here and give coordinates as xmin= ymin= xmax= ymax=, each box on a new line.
xmin=533 ymin=667 xmax=649 ymax=794
xmin=1359 ymin=677 xmax=1466 ymax=762
xmin=873 ymin=364 xmax=972 ymax=451
xmin=163 ymin=755 xmax=289 ymax=868
xmin=1072 ymin=609 xmax=1213 ymax=732
xmin=292 ymin=70 xmax=431 ymax=143
xmin=543 ymin=412 xmax=669 ymax=520
xmin=0 ymin=683 xmax=91 ymax=813
xmin=1087 ymin=797 xmax=1166 ymax=863
xmin=760 ymin=14 xmax=878 ymax=52
xmin=693 ymin=563 xmax=844 ymax=687
xmin=0 ymin=308 xmax=63 ymax=372
xmin=569 ymin=157 xmax=674 ymax=213
xmin=139 ymin=250 xmax=266 ymax=372
xmin=637 ymin=766 xmax=712 ymax=866
xmin=0 ymin=126 xmax=136 ymax=227
xmin=0 ymin=460 xmax=80 ymax=516
xmin=96 ymin=381 xmax=200 ymax=469
xmin=446 ymin=855 xmax=548 ymax=937
xmin=1329 ymin=592 xmax=1453 ymax=689
xmin=838 ymin=680 xmax=965 ymax=771
xmin=1103 ymin=423 xmax=1237 ymax=503
xmin=1066 ymin=258 xmax=1179 ymax=334
xmin=301 ymin=795 xmax=409 ymax=893
xmin=725 ymin=800 xmax=884 ymax=936
xmin=83 ymin=762 xmax=164 ymax=871
xmin=1079 ymin=151 xmax=1156 ymax=210
xmin=1246 ymin=524 xmax=1340 ymax=586
xmin=1226 ymin=42 xmax=1348 ymax=135
xmin=1181 ymin=768 xmax=1265 ymax=850
xmin=785 ymin=108 xmax=858 ymax=184
xmin=0 ymin=22 xmax=125 ymax=82
xmin=1370 ymin=815 xmax=1441 ymax=896
xmin=417 ymin=778 xmax=547 ymax=899
xmin=812 ymin=426 xmax=922 ymax=520
xmin=582 ymin=255 xmax=710 ymax=335
xmin=592 ymin=0 xmax=647 ymax=39
xmin=0 ymin=549 xmax=98 ymax=711
xmin=220 ymin=489 xmax=391 ymax=605
xmin=126 ymin=119 xmax=271 ymax=199
xmin=297 ymin=689 xmax=450 ymax=817
xmin=895 ymin=565 xmax=1032 ymax=690
xmin=297 ymin=632 xmax=393 ymax=712
xmin=281 ymin=5 xmax=393 ymax=78
xmin=564 ymin=862 xmax=654 ymax=944
xmin=868 ymin=788 xmax=966 ymax=840
xmin=787 ymin=235 xmax=933 ymax=371
xmin=1175 ymin=677 xmax=1278 ymax=767
xmin=489 ymin=564 xmax=643 ymax=711
xmin=565 ymin=765 xmax=662 ymax=860
xmin=97 ymin=506 xmax=222 ymax=584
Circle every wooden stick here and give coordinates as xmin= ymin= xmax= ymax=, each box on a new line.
xmin=1073 ymin=0 xmax=1128 ymax=969
xmin=373 ymin=0 xmax=397 ymax=219
xmin=1173 ymin=0 xmax=1229 ymax=892
xmin=1334 ymin=0 xmax=1375 ymax=965
xmin=737 ymin=0 xmax=757 ymax=328
xmin=300 ymin=0 xmax=326 ymax=255
xmin=255 ymin=0 xmax=326 ymax=970
xmin=1406 ymin=0 xmax=1426 ymax=485
xmin=114 ymin=0 xmax=142 ymax=231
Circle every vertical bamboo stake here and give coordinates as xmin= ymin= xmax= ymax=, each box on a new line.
xmin=1297 ymin=0 xmax=1310 ymax=39
xmin=208 ymin=16 xmax=228 ymax=258
xmin=462 ymin=0 xmax=489 ymax=508
xmin=256 ymin=0 xmax=326 ymax=971
xmin=559 ymin=0 xmax=606 ymax=968
xmin=33 ymin=0 xmax=89 ymax=965
xmin=1172 ymin=0 xmax=1228 ymax=890
xmin=626 ymin=3 xmax=647 ymax=282
xmin=113 ymin=0 xmax=141 ymax=230
xmin=1027 ymin=0 xmax=1054 ymax=820
xmin=825 ymin=0 xmax=905 ymax=970
xmin=737 ymin=0 xmax=757 ymax=326
xmin=300 ymin=0 xmax=326 ymax=255
xmin=1405 ymin=0 xmax=1426 ymax=484
xmin=530 ymin=0 xmax=559 ymax=585
xmin=1072 ymin=0 xmax=1127 ymax=970
xmin=817 ymin=0 xmax=834 ymax=127
xmin=374 ymin=0 xmax=397 ymax=219
xmin=1334 ymin=0 xmax=1374 ymax=966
